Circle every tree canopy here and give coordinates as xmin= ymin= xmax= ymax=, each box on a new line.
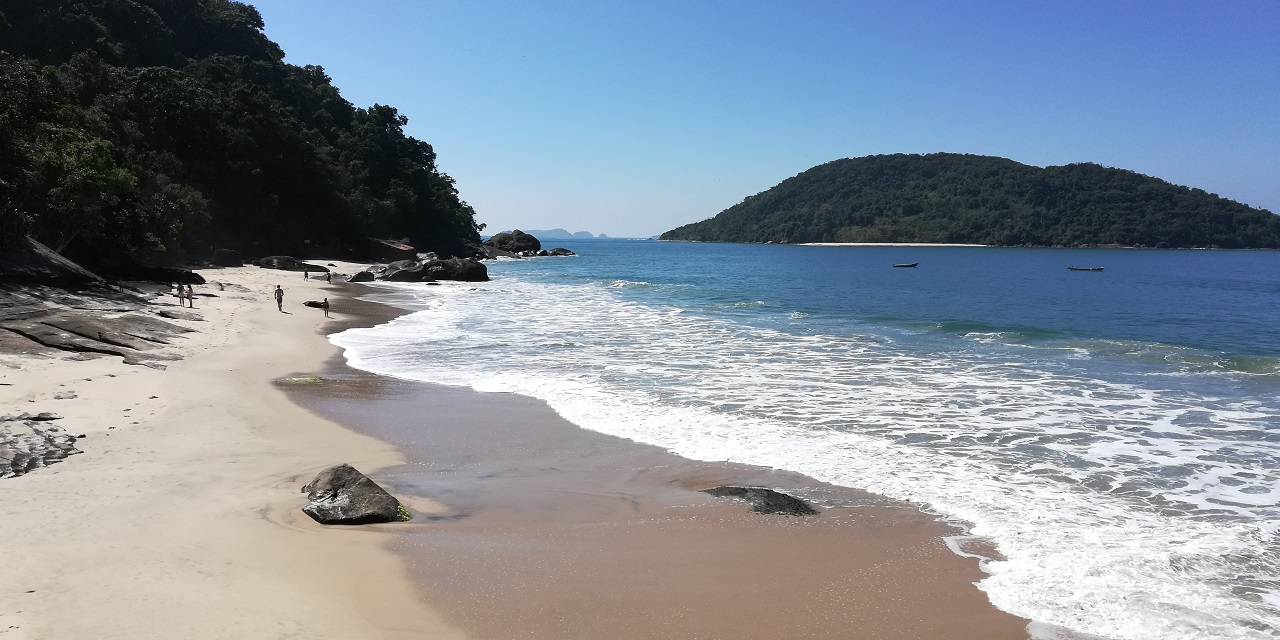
xmin=0 ymin=0 xmax=483 ymax=265
xmin=661 ymin=154 xmax=1280 ymax=248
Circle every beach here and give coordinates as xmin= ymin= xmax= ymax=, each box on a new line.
xmin=0 ymin=263 xmax=463 ymax=639
xmin=1 ymin=262 xmax=1030 ymax=639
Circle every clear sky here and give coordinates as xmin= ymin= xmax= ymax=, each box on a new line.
xmin=248 ymin=0 xmax=1279 ymax=238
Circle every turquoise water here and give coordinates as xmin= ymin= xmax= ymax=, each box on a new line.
xmin=333 ymin=241 xmax=1280 ymax=640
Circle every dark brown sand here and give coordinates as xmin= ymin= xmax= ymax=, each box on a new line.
xmin=288 ymin=284 xmax=1031 ymax=640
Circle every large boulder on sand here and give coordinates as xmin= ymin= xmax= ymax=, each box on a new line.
xmin=484 ymin=230 xmax=541 ymax=253
xmin=700 ymin=486 xmax=820 ymax=516
xmin=300 ymin=463 xmax=408 ymax=524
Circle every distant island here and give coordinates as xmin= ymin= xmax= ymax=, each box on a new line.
xmin=507 ymin=229 xmax=610 ymax=240
xmin=661 ymin=154 xmax=1280 ymax=248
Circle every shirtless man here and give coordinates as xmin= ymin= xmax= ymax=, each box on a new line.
xmin=274 ymin=285 xmax=284 ymax=312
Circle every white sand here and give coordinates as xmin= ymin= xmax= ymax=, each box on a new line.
xmin=0 ymin=263 xmax=465 ymax=639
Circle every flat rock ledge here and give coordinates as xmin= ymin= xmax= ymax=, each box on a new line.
xmin=700 ymin=486 xmax=821 ymax=516
xmin=301 ymin=463 xmax=410 ymax=525
xmin=1 ymin=413 xmax=82 ymax=479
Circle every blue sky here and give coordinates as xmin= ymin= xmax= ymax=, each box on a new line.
xmin=249 ymin=1 xmax=1279 ymax=238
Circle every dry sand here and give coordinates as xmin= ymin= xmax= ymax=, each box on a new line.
xmin=0 ymin=262 xmax=463 ymax=639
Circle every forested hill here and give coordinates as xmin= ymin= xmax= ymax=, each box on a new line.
xmin=0 ymin=0 xmax=483 ymax=266
xmin=661 ymin=154 xmax=1280 ymax=248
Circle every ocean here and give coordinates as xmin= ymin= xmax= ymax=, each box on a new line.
xmin=330 ymin=241 xmax=1280 ymax=640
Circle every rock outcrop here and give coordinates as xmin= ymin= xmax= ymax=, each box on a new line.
xmin=484 ymin=230 xmax=541 ymax=253
xmin=256 ymin=256 xmax=329 ymax=273
xmin=0 ymin=236 xmax=103 ymax=287
xmin=300 ymin=463 xmax=409 ymax=524
xmin=365 ymin=237 xmax=418 ymax=262
xmin=350 ymin=257 xmax=489 ymax=283
xmin=0 ymin=412 xmax=82 ymax=478
xmin=700 ymin=486 xmax=820 ymax=516
xmin=212 ymin=248 xmax=243 ymax=267
xmin=0 ymin=283 xmax=197 ymax=367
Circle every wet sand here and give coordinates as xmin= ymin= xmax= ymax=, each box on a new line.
xmin=289 ymin=291 xmax=1032 ymax=639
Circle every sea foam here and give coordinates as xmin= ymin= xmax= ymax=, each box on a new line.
xmin=332 ymin=277 xmax=1280 ymax=640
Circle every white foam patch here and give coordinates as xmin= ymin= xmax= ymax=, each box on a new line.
xmin=334 ymin=278 xmax=1280 ymax=640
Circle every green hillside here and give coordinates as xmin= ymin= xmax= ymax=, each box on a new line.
xmin=661 ymin=154 xmax=1280 ymax=248
xmin=0 ymin=0 xmax=483 ymax=265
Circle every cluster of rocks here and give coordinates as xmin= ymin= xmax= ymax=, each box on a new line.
xmin=0 ymin=412 xmax=82 ymax=479
xmin=301 ymin=463 xmax=410 ymax=524
xmin=347 ymin=256 xmax=489 ymax=283
xmin=700 ymin=486 xmax=821 ymax=516
xmin=255 ymin=256 xmax=329 ymax=273
xmin=476 ymin=230 xmax=576 ymax=259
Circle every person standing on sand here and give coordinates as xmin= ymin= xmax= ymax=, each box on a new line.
xmin=321 ymin=297 xmax=330 ymax=318
xmin=325 ymin=272 xmax=332 ymax=284
xmin=303 ymin=269 xmax=309 ymax=280
xmin=175 ymin=283 xmax=185 ymax=307
xmin=274 ymin=285 xmax=284 ymax=312
xmin=185 ymin=284 xmax=195 ymax=308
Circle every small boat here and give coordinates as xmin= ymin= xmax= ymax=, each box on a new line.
xmin=892 ymin=262 xmax=918 ymax=268
xmin=1067 ymin=267 xmax=1104 ymax=271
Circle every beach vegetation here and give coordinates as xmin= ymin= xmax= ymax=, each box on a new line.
xmin=395 ymin=503 xmax=412 ymax=522
xmin=660 ymin=153 xmax=1280 ymax=248
xmin=0 ymin=0 xmax=483 ymax=265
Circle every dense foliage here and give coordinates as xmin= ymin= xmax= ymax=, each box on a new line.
xmin=661 ymin=154 xmax=1280 ymax=248
xmin=0 ymin=0 xmax=482 ymax=265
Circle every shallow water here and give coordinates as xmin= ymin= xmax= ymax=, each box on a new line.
xmin=332 ymin=241 xmax=1280 ymax=640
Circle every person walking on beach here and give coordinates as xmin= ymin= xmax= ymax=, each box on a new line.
xmin=274 ymin=285 xmax=284 ymax=312
xmin=303 ymin=269 xmax=309 ymax=280
xmin=321 ymin=297 xmax=330 ymax=318
xmin=324 ymin=272 xmax=332 ymax=284
xmin=175 ymin=283 xmax=186 ymax=307
xmin=185 ymin=284 xmax=195 ymax=308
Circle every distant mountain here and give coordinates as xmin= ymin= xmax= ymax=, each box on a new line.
xmin=661 ymin=154 xmax=1280 ymax=248
xmin=516 ymin=228 xmax=607 ymax=239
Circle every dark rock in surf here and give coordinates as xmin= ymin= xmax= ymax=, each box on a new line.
xmin=701 ymin=486 xmax=820 ymax=516
xmin=301 ymin=463 xmax=408 ymax=524
xmin=422 ymin=257 xmax=488 ymax=282
xmin=484 ymin=230 xmax=541 ymax=253
xmin=548 ymin=247 xmax=576 ymax=256
xmin=347 ymin=270 xmax=375 ymax=283
xmin=379 ymin=259 xmax=426 ymax=282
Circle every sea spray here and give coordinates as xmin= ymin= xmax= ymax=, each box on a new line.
xmin=333 ymin=243 xmax=1280 ymax=640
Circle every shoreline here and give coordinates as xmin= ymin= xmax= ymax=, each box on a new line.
xmin=293 ymin=284 xmax=1035 ymax=639
xmin=0 ymin=263 xmax=464 ymax=639
xmin=2 ymin=264 xmax=1034 ymax=639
